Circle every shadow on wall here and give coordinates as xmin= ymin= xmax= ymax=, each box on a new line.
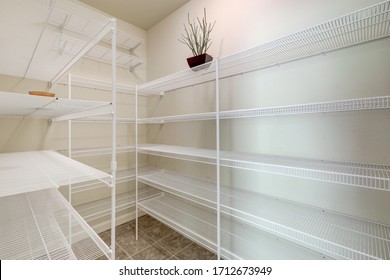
xmin=0 ymin=117 xmax=51 ymax=152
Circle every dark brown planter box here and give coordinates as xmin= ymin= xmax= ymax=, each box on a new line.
xmin=186 ymin=53 xmax=213 ymax=70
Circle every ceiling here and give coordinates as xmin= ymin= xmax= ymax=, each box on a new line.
xmin=78 ymin=0 xmax=190 ymax=30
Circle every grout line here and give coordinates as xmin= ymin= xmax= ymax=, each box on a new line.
xmin=172 ymin=241 xmax=195 ymax=260
xmin=115 ymin=241 xmax=133 ymax=260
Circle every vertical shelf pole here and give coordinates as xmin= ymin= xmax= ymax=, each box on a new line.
xmin=216 ymin=58 xmax=221 ymax=260
xmin=68 ymin=72 xmax=72 ymax=247
xmin=110 ymin=18 xmax=117 ymax=260
xmin=135 ymin=85 xmax=139 ymax=241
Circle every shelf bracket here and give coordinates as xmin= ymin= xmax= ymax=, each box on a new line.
xmin=129 ymin=42 xmax=142 ymax=55
xmin=129 ymin=61 xmax=142 ymax=72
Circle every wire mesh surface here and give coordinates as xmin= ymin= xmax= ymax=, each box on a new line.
xmin=220 ymin=215 xmax=328 ymax=260
xmin=221 ymin=151 xmax=390 ymax=190
xmin=221 ymin=189 xmax=390 ymax=260
xmin=0 ymin=189 xmax=111 ymax=260
xmin=220 ymin=95 xmax=390 ymax=119
xmin=218 ymin=1 xmax=390 ymax=79
xmin=138 ymin=96 xmax=390 ymax=123
xmin=0 ymin=91 xmax=111 ymax=119
xmin=84 ymin=44 xmax=144 ymax=69
xmin=0 ymin=150 xmax=111 ymax=197
xmin=139 ymin=194 xmax=218 ymax=253
xmin=137 ymin=170 xmax=389 ymax=259
xmin=139 ymin=194 xmax=327 ymax=260
xmin=75 ymin=186 xmax=161 ymax=222
xmin=138 ymin=170 xmax=216 ymax=209
xmin=0 ymin=0 xmax=113 ymax=81
xmin=138 ymin=144 xmax=217 ymax=164
xmin=137 ymin=144 xmax=390 ymax=190
xmin=137 ymin=1 xmax=390 ymax=94
xmin=62 ymin=145 xmax=135 ymax=157
xmin=71 ymin=166 xmax=158 ymax=193
xmin=103 ymin=29 xmax=143 ymax=52
xmin=139 ymin=112 xmax=216 ymax=124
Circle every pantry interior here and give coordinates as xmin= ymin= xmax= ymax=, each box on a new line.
xmin=0 ymin=0 xmax=389 ymax=260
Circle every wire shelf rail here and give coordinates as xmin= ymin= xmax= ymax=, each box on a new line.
xmin=139 ymin=194 xmax=327 ymax=260
xmin=138 ymin=170 xmax=390 ymax=259
xmin=137 ymin=144 xmax=390 ymax=191
xmin=0 ymin=189 xmax=111 ymax=260
xmin=0 ymin=150 xmax=111 ymax=198
xmin=137 ymin=1 xmax=390 ymax=94
xmin=138 ymin=95 xmax=390 ymax=123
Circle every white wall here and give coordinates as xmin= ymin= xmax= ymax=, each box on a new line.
xmin=145 ymin=0 xmax=390 ymax=240
xmin=147 ymin=0 xmax=382 ymax=79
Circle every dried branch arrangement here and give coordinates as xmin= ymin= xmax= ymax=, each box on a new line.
xmin=179 ymin=8 xmax=216 ymax=56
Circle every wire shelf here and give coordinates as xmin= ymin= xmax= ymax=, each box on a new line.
xmin=0 ymin=0 xmax=114 ymax=82
xmin=139 ymin=194 xmax=327 ymax=260
xmin=138 ymin=96 xmax=390 ymax=123
xmin=84 ymin=44 xmax=144 ymax=70
xmin=0 ymin=150 xmax=111 ymax=198
xmin=0 ymin=189 xmax=111 ymax=260
xmin=137 ymin=61 xmax=216 ymax=94
xmin=71 ymin=166 xmax=159 ymax=193
xmin=138 ymin=144 xmax=217 ymax=165
xmin=138 ymin=170 xmax=216 ymax=209
xmin=0 ymin=91 xmax=112 ymax=120
xmin=61 ymin=145 xmax=135 ymax=158
xmin=221 ymin=189 xmax=390 ymax=260
xmin=59 ymin=75 xmax=136 ymax=95
xmin=139 ymin=112 xmax=216 ymax=124
xmin=220 ymin=95 xmax=390 ymax=119
xmin=137 ymin=1 xmax=390 ymax=94
xmin=221 ymin=151 xmax=390 ymax=191
xmin=220 ymin=214 xmax=329 ymax=260
xmin=137 ymin=144 xmax=390 ymax=190
xmin=218 ymin=2 xmax=390 ymax=79
xmin=102 ymin=29 xmax=144 ymax=53
xmin=75 ymin=186 xmax=161 ymax=223
xmin=138 ymin=170 xmax=389 ymax=259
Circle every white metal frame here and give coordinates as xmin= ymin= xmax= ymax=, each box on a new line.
xmin=0 ymin=0 xmax=121 ymax=260
xmin=63 ymin=17 xmax=118 ymax=260
xmin=135 ymin=1 xmax=390 ymax=260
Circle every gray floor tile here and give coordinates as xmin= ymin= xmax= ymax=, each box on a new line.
xmin=97 ymin=215 xmax=216 ymax=260
xmin=175 ymin=243 xmax=216 ymax=260
xmin=157 ymin=231 xmax=193 ymax=255
xmin=117 ymin=230 xmax=154 ymax=256
xmin=141 ymin=222 xmax=175 ymax=242
xmin=131 ymin=215 xmax=161 ymax=231
xmin=132 ymin=244 xmax=172 ymax=260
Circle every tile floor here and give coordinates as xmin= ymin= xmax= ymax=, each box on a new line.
xmin=98 ymin=214 xmax=216 ymax=260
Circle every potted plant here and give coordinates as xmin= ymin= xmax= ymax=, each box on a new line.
xmin=179 ymin=8 xmax=215 ymax=69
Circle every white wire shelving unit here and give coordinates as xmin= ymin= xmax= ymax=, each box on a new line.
xmin=138 ymin=144 xmax=390 ymax=191
xmin=71 ymin=166 xmax=157 ymax=193
xmin=135 ymin=1 xmax=390 ymax=260
xmin=75 ymin=186 xmax=161 ymax=224
xmin=0 ymin=91 xmax=112 ymax=121
xmin=0 ymin=0 xmax=120 ymax=260
xmin=136 ymin=1 xmax=390 ymax=95
xmin=138 ymin=95 xmax=390 ymax=124
xmin=139 ymin=193 xmax=327 ymax=260
xmin=59 ymin=75 xmax=136 ymax=95
xmin=48 ymin=1 xmax=144 ymax=73
xmin=137 ymin=170 xmax=390 ymax=260
xmin=0 ymin=150 xmax=111 ymax=198
xmin=0 ymin=188 xmax=111 ymax=260
xmin=59 ymin=145 xmax=135 ymax=158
